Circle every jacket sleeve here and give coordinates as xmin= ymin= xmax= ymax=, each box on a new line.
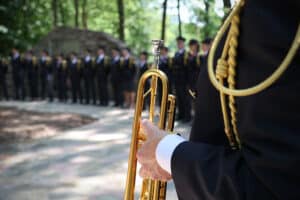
xmin=171 ymin=142 xmax=243 ymax=200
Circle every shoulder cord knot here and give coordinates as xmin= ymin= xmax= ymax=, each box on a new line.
xmin=215 ymin=0 xmax=244 ymax=149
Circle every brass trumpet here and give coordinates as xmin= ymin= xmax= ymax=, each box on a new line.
xmin=124 ymin=40 xmax=176 ymax=200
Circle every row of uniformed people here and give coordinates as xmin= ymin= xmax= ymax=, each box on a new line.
xmin=161 ymin=36 xmax=212 ymax=122
xmin=1 ymin=47 xmax=138 ymax=107
xmin=8 ymin=48 xmax=55 ymax=101
xmin=1 ymin=37 xmax=211 ymax=121
xmin=134 ymin=36 xmax=212 ymax=122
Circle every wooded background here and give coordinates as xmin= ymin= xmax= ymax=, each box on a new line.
xmin=0 ymin=0 xmax=232 ymax=55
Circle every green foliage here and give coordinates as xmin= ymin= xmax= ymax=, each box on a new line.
xmin=191 ymin=0 xmax=223 ymax=40
xmin=124 ymin=0 xmax=151 ymax=54
xmin=0 ymin=0 xmax=52 ymax=55
xmin=57 ymin=0 xmax=75 ymax=27
xmin=0 ymin=0 xmax=226 ymax=56
xmin=87 ymin=0 xmax=119 ymax=36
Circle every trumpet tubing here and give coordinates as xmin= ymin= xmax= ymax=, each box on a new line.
xmin=124 ymin=40 xmax=176 ymax=200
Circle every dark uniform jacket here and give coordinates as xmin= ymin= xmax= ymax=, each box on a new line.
xmin=187 ymin=52 xmax=201 ymax=92
xmin=39 ymin=57 xmax=48 ymax=80
xmin=26 ymin=57 xmax=38 ymax=80
xmin=56 ymin=60 xmax=68 ymax=82
xmin=138 ymin=61 xmax=148 ymax=78
xmin=46 ymin=58 xmax=54 ymax=78
xmin=121 ymin=57 xmax=136 ymax=82
xmin=0 ymin=59 xmax=8 ymax=99
xmin=96 ymin=55 xmax=109 ymax=81
xmin=11 ymin=54 xmax=23 ymax=78
xmin=159 ymin=56 xmax=173 ymax=93
xmin=0 ymin=59 xmax=8 ymax=80
xmin=171 ymin=1 xmax=300 ymax=199
xmin=83 ymin=56 xmax=95 ymax=80
xmin=111 ymin=57 xmax=121 ymax=83
xmin=69 ymin=59 xmax=81 ymax=81
xmin=173 ymin=49 xmax=187 ymax=85
xmin=159 ymin=56 xmax=172 ymax=81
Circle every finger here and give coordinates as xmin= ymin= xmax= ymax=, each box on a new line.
xmin=159 ymin=170 xmax=172 ymax=181
xmin=140 ymin=119 xmax=159 ymax=138
xmin=159 ymin=174 xmax=172 ymax=182
xmin=151 ymin=170 xmax=171 ymax=181
xmin=153 ymin=163 xmax=172 ymax=181
xmin=151 ymin=164 xmax=165 ymax=180
xmin=137 ymin=146 xmax=154 ymax=164
xmin=141 ymin=163 xmax=164 ymax=180
xmin=151 ymin=172 xmax=162 ymax=180
xmin=140 ymin=164 xmax=172 ymax=181
xmin=139 ymin=166 xmax=147 ymax=178
xmin=139 ymin=165 xmax=152 ymax=179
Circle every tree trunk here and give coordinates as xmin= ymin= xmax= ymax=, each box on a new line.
xmin=117 ymin=0 xmax=125 ymax=41
xmin=59 ymin=0 xmax=66 ymax=26
xmin=52 ymin=0 xmax=58 ymax=28
xmin=203 ymin=0 xmax=210 ymax=38
xmin=177 ymin=0 xmax=182 ymax=37
xmin=73 ymin=0 xmax=79 ymax=27
xmin=161 ymin=0 xmax=168 ymax=41
xmin=81 ymin=0 xmax=88 ymax=29
xmin=223 ymin=0 xmax=231 ymax=9
xmin=22 ymin=0 xmax=29 ymax=44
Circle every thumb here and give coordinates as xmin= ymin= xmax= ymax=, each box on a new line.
xmin=140 ymin=119 xmax=159 ymax=139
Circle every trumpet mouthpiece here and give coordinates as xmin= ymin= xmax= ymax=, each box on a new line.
xmin=151 ymin=40 xmax=164 ymax=56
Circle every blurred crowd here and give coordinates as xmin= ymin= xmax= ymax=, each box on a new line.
xmin=0 ymin=36 xmax=211 ymax=123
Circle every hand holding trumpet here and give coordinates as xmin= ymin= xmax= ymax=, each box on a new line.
xmin=137 ymin=119 xmax=172 ymax=181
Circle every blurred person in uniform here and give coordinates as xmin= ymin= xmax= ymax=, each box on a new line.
xmin=25 ymin=50 xmax=38 ymax=100
xmin=110 ymin=48 xmax=123 ymax=107
xmin=137 ymin=51 xmax=149 ymax=80
xmin=157 ymin=46 xmax=173 ymax=106
xmin=121 ymin=48 xmax=136 ymax=108
xmin=55 ymin=54 xmax=68 ymax=102
xmin=83 ymin=49 xmax=96 ymax=105
xmin=96 ymin=46 xmax=110 ymax=106
xmin=45 ymin=55 xmax=54 ymax=102
xmin=137 ymin=51 xmax=149 ymax=109
xmin=39 ymin=50 xmax=50 ymax=100
xmin=199 ymin=37 xmax=213 ymax=71
xmin=173 ymin=36 xmax=190 ymax=122
xmin=11 ymin=48 xmax=26 ymax=100
xmin=0 ymin=57 xmax=9 ymax=100
xmin=159 ymin=46 xmax=173 ymax=94
xmin=187 ymin=39 xmax=201 ymax=96
xmin=201 ymin=37 xmax=213 ymax=57
xmin=69 ymin=52 xmax=83 ymax=104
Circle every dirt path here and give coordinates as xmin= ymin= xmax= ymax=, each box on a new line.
xmin=0 ymin=101 xmax=191 ymax=200
xmin=0 ymin=106 xmax=96 ymax=143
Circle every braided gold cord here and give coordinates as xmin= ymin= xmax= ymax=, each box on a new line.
xmin=227 ymin=13 xmax=242 ymax=148
xmin=208 ymin=0 xmax=300 ymax=97
xmin=213 ymin=1 xmax=244 ymax=149
xmin=215 ymin=17 xmax=237 ymax=148
xmin=216 ymin=45 xmax=236 ymax=147
xmin=208 ymin=0 xmax=300 ymax=149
